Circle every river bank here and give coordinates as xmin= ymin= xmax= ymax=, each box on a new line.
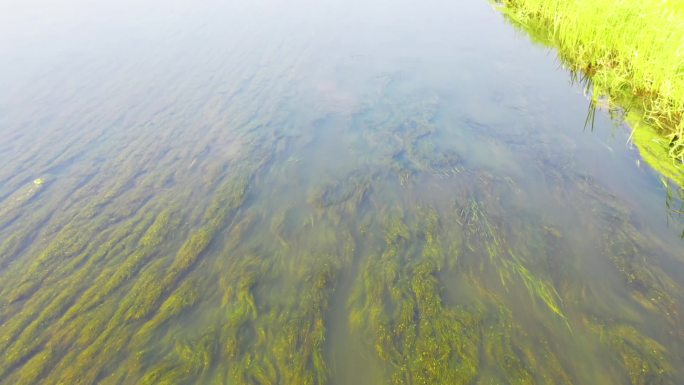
xmin=494 ymin=0 xmax=684 ymax=189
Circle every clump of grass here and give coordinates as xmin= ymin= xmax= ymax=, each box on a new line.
xmin=495 ymin=0 xmax=684 ymax=163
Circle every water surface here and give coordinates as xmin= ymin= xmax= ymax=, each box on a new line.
xmin=1 ymin=0 xmax=683 ymax=384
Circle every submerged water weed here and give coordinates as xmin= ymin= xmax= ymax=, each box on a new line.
xmin=1 ymin=58 xmax=683 ymax=385
xmin=479 ymin=309 xmax=536 ymax=385
xmin=215 ymin=218 xmax=349 ymax=385
xmin=601 ymin=219 xmax=683 ymax=331
xmin=133 ymin=277 xmax=200 ymax=345
xmin=346 ymin=204 xmax=575 ymax=385
xmin=348 ymin=210 xmax=481 ymax=385
xmin=0 ymin=208 xmax=162 ymax=374
xmin=458 ymin=200 xmax=503 ymax=260
xmin=352 ymin=95 xmax=466 ymax=185
xmin=311 ymin=169 xmax=375 ymax=217
xmin=0 ymin=178 xmax=47 ymax=226
xmin=587 ymin=319 xmax=671 ymax=385
xmin=571 ymin=175 xmax=684 ymax=331
xmin=0 ymin=170 xmax=251 ymax=383
xmin=457 ymin=200 xmax=568 ymax=325
xmin=506 ymin=250 xmax=567 ymax=324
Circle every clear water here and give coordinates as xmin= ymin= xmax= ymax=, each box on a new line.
xmin=0 ymin=0 xmax=682 ymax=384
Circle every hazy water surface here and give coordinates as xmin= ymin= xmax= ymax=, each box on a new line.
xmin=1 ymin=1 xmax=683 ymax=384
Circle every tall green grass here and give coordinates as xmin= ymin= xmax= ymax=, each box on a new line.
xmin=495 ymin=0 xmax=684 ymax=163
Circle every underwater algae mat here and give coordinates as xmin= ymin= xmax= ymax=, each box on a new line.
xmin=1 ymin=74 xmax=684 ymax=385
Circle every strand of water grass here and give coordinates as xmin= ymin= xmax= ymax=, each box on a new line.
xmin=494 ymin=0 xmax=684 ymax=164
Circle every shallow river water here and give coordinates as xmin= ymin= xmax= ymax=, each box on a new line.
xmin=0 ymin=0 xmax=683 ymax=384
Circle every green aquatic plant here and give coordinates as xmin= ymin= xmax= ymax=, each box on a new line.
xmin=506 ymin=250 xmax=567 ymax=323
xmin=0 ymin=178 xmax=46 ymax=228
xmin=456 ymin=200 xmax=568 ymax=324
xmin=458 ymin=200 xmax=504 ymax=260
xmin=139 ymin=209 xmax=177 ymax=248
xmin=0 ymin=231 xmax=27 ymax=269
xmin=311 ymin=169 xmax=374 ymax=215
xmin=6 ymin=348 xmax=53 ymax=385
xmin=480 ymin=313 xmax=535 ymax=385
xmin=602 ymin=223 xmax=682 ymax=329
xmin=0 ymin=167 xmax=252 ymax=384
xmin=569 ymin=176 xmax=684 ymax=331
xmin=0 ymin=220 xmax=134 ymax=372
xmin=1 ymin=58 xmax=683 ymax=385
xmin=348 ymin=210 xmax=481 ymax=385
xmin=588 ymin=320 xmax=671 ymax=385
xmin=133 ymin=277 xmax=200 ymax=345
xmin=218 ymin=254 xmax=339 ymax=385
